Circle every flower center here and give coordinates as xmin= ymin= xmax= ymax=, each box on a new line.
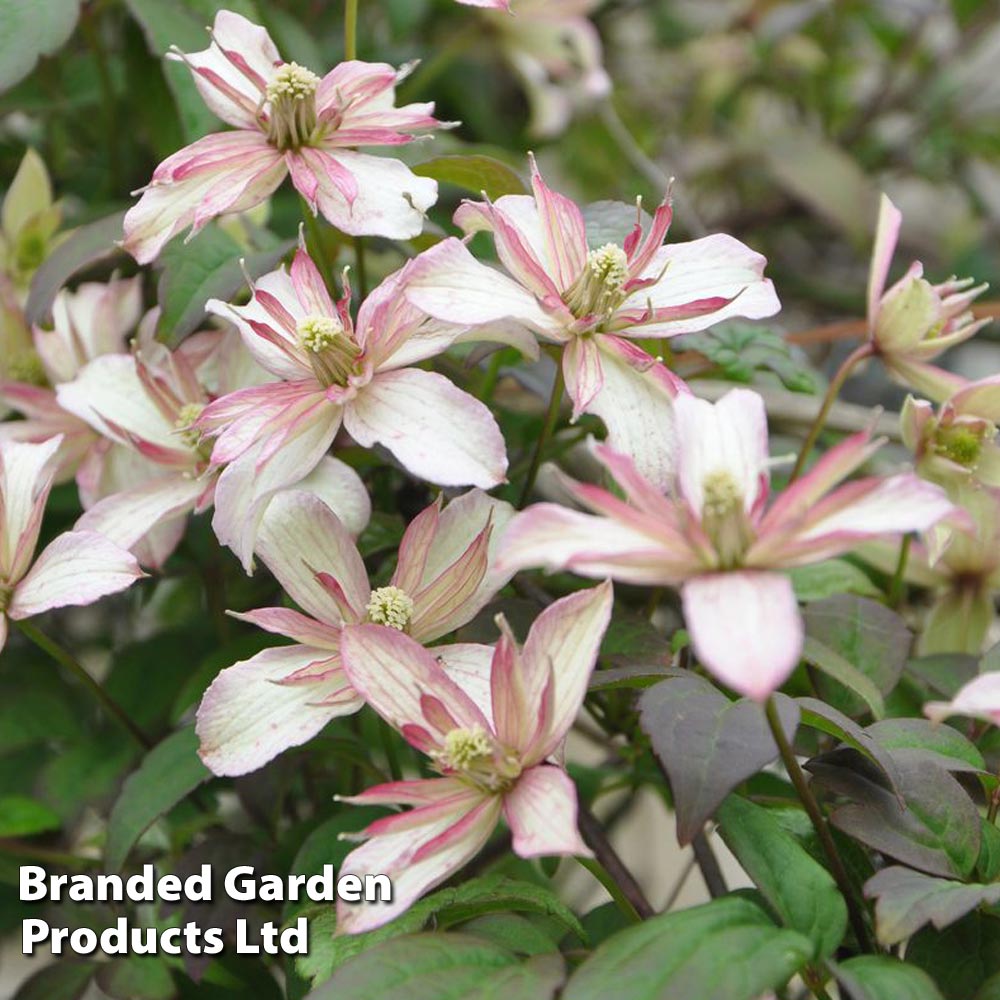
xmin=435 ymin=726 xmax=522 ymax=792
xmin=563 ymin=244 xmax=630 ymax=322
xmin=0 ymin=582 xmax=12 ymax=613
xmin=6 ymin=350 xmax=47 ymax=386
xmin=701 ymin=469 xmax=753 ymax=568
xmin=174 ymin=402 xmax=206 ymax=451
xmin=365 ymin=585 xmax=415 ymax=631
xmin=265 ymin=62 xmax=321 ymax=151
xmin=296 ymin=314 xmax=361 ymax=388
xmin=934 ymin=424 xmax=989 ymax=468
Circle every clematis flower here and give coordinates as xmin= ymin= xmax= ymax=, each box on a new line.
xmin=335 ymin=581 xmax=613 ymax=934
xmin=0 ymin=276 xmax=142 ymax=481
xmin=860 ymin=485 xmax=1000 ymax=656
xmin=498 ymin=388 xmax=958 ymax=700
xmin=0 ymin=148 xmax=62 ymax=292
xmin=58 ymin=324 xmax=370 ymax=568
xmin=866 ymin=194 xmax=990 ymax=401
xmin=901 ymin=375 xmax=1000 ymax=489
xmin=925 ymin=672 xmax=1000 ymax=726
xmin=195 ymin=487 xmax=514 ymax=777
xmin=197 ymin=245 xmax=512 ymax=569
xmin=122 ymin=10 xmax=446 ymax=264
xmin=406 ymin=159 xmax=779 ymax=489
xmin=480 ymin=0 xmax=610 ymax=137
xmin=0 ymin=437 xmax=143 ymax=653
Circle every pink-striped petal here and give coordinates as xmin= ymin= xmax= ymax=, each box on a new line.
xmin=344 ymin=368 xmax=507 ymax=488
xmin=867 ymin=194 xmax=902 ymax=323
xmin=255 ymin=489 xmax=370 ymax=624
xmin=681 ymin=571 xmax=802 ymax=701
xmin=504 ymin=765 xmax=590 ymax=858
xmin=196 ymin=645 xmax=359 ymax=776
xmin=9 ymin=530 xmax=143 ymax=618
xmin=336 ymin=785 xmax=500 ymax=934
xmin=340 ymin=623 xmax=491 ymax=740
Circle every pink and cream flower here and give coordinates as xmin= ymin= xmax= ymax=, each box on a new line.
xmin=0 ymin=276 xmax=142 ymax=481
xmin=0 ymin=437 xmax=143 ymax=653
xmin=867 ymin=194 xmax=990 ymax=401
xmin=901 ymin=375 xmax=1000 ymax=489
xmin=57 ymin=323 xmax=369 ymax=569
xmin=335 ymin=581 xmax=613 ymax=934
xmin=406 ymin=159 xmax=779 ymax=489
xmin=122 ymin=10 xmax=446 ymax=264
xmin=925 ymin=672 xmax=1000 ymax=727
xmin=498 ymin=388 xmax=958 ymax=700
xmin=197 ymin=245 xmax=510 ymax=569
xmin=195 ymin=487 xmax=514 ymax=777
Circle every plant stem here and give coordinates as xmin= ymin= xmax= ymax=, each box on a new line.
xmin=691 ymin=830 xmax=728 ymax=898
xmin=479 ymin=350 xmax=505 ymax=404
xmin=15 ymin=620 xmax=152 ymax=751
xmin=988 ymin=772 xmax=1000 ymax=824
xmin=344 ymin=0 xmax=359 ymax=60
xmin=888 ymin=533 xmax=912 ymax=610
xmin=519 ymin=361 xmax=565 ymax=507
xmin=576 ymin=857 xmax=642 ymax=923
xmin=353 ymin=236 xmax=368 ymax=299
xmin=379 ymin=720 xmax=403 ymax=782
xmin=764 ymin=697 xmax=874 ymax=952
xmin=0 ymin=839 xmax=99 ymax=869
xmin=788 ymin=343 xmax=873 ymax=483
xmin=79 ymin=8 xmax=120 ymax=197
xmin=577 ymin=804 xmax=655 ymax=920
xmin=299 ymin=196 xmax=336 ymax=291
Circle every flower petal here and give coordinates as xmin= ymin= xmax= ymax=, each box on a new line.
xmin=298 ymin=148 xmax=437 ymax=240
xmin=255 ymin=489 xmax=370 ymax=624
xmin=344 ymin=368 xmax=507 ymax=488
xmin=0 ymin=436 xmax=61 ymax=581
xmin=867 ymin=194 xmax=902 ymax=322
xmin=681 ymin=571 xmax=802 ymax=701
xmin=195 ymin=645 xmax=360 ymax=776
xmin=674 ymin=388 xmax=769 ymax=516
xmin=123 ymin=132 xmax=285 ymax=264
xmin=504 ymin=765 xmax=590 ymax=858
xmin=498 ymin=503 xmax=681 ymax=585
xmin=9 ymin=530 xmax=143 ymax=618
xmin=521 ymin=581 xmax=613 ymax=760
xmin=340 ymin=624 xmax=491 ymax=741
xmin=336 ymin=785 xmax=500 ymax=934
xmin=924 ymin=672 xmax=1000 ymax=725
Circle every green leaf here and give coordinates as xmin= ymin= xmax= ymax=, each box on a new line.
xmin=124 ymin=0 xmax=220 ymax=141
xmin=976 ymin=972 xmax=1000 ymax=1000
xmin=0 ymin=795 xmax=60 ymax=837
xmin=802 ymin=636 xmax=886 ymax=719
xmin=304 ymin=934 xmax=565 ymax=1000
xmin=906 ymin=912 xmax=1000 ymax=1000
xmin=789 ymin=560 xmax=882 ymax=602
xmin=803 ymin=596 xmax=911 ymax=718
xmin=459 ymin=913 xmax=561 ymax=956
xmin=12 ymin=960 xmax=95 ymax=1000
xmin=563 ymin=897 xmax=812 ymax=1000
xmin=863 ymin=866 xmax=1000 ymax=947
xmin=717 ymin=795 xmax=848 ymax=958
xmin=977 ymin=821 xmax=1000 ymax=882
xmin=95 ymin=957 xmax=175 ymax=1000
xmin=638 ymin=675 xmax=800 ymax=844
xmin=807 ymin=752 xmax=981 ymax=879
xmin=867 ymin=719 xmax=985 ymax=773
xmin=907 ymin=654 xmax=980 ymax=698
xmin=673 ymin=323 xmax=819 ymax=393
xmin=0 ymin=0 xmax=81 ymax=92
xmin=298 ymin=875 xmax=585 ymax=986
xmin=834 ymin=956 xmax=945 ymax=1000
xmin=413 ymin=155 xmax=527 ymax=200
xmin=156 ymin=226 xmax=293 ymax=345
xmin=25 ymin=211 xmax=127 ymax=325
xmin=797 ymin=698 xmax=903 ymax=797
xmin=105 ymin=726 xmax=211 ymax=871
